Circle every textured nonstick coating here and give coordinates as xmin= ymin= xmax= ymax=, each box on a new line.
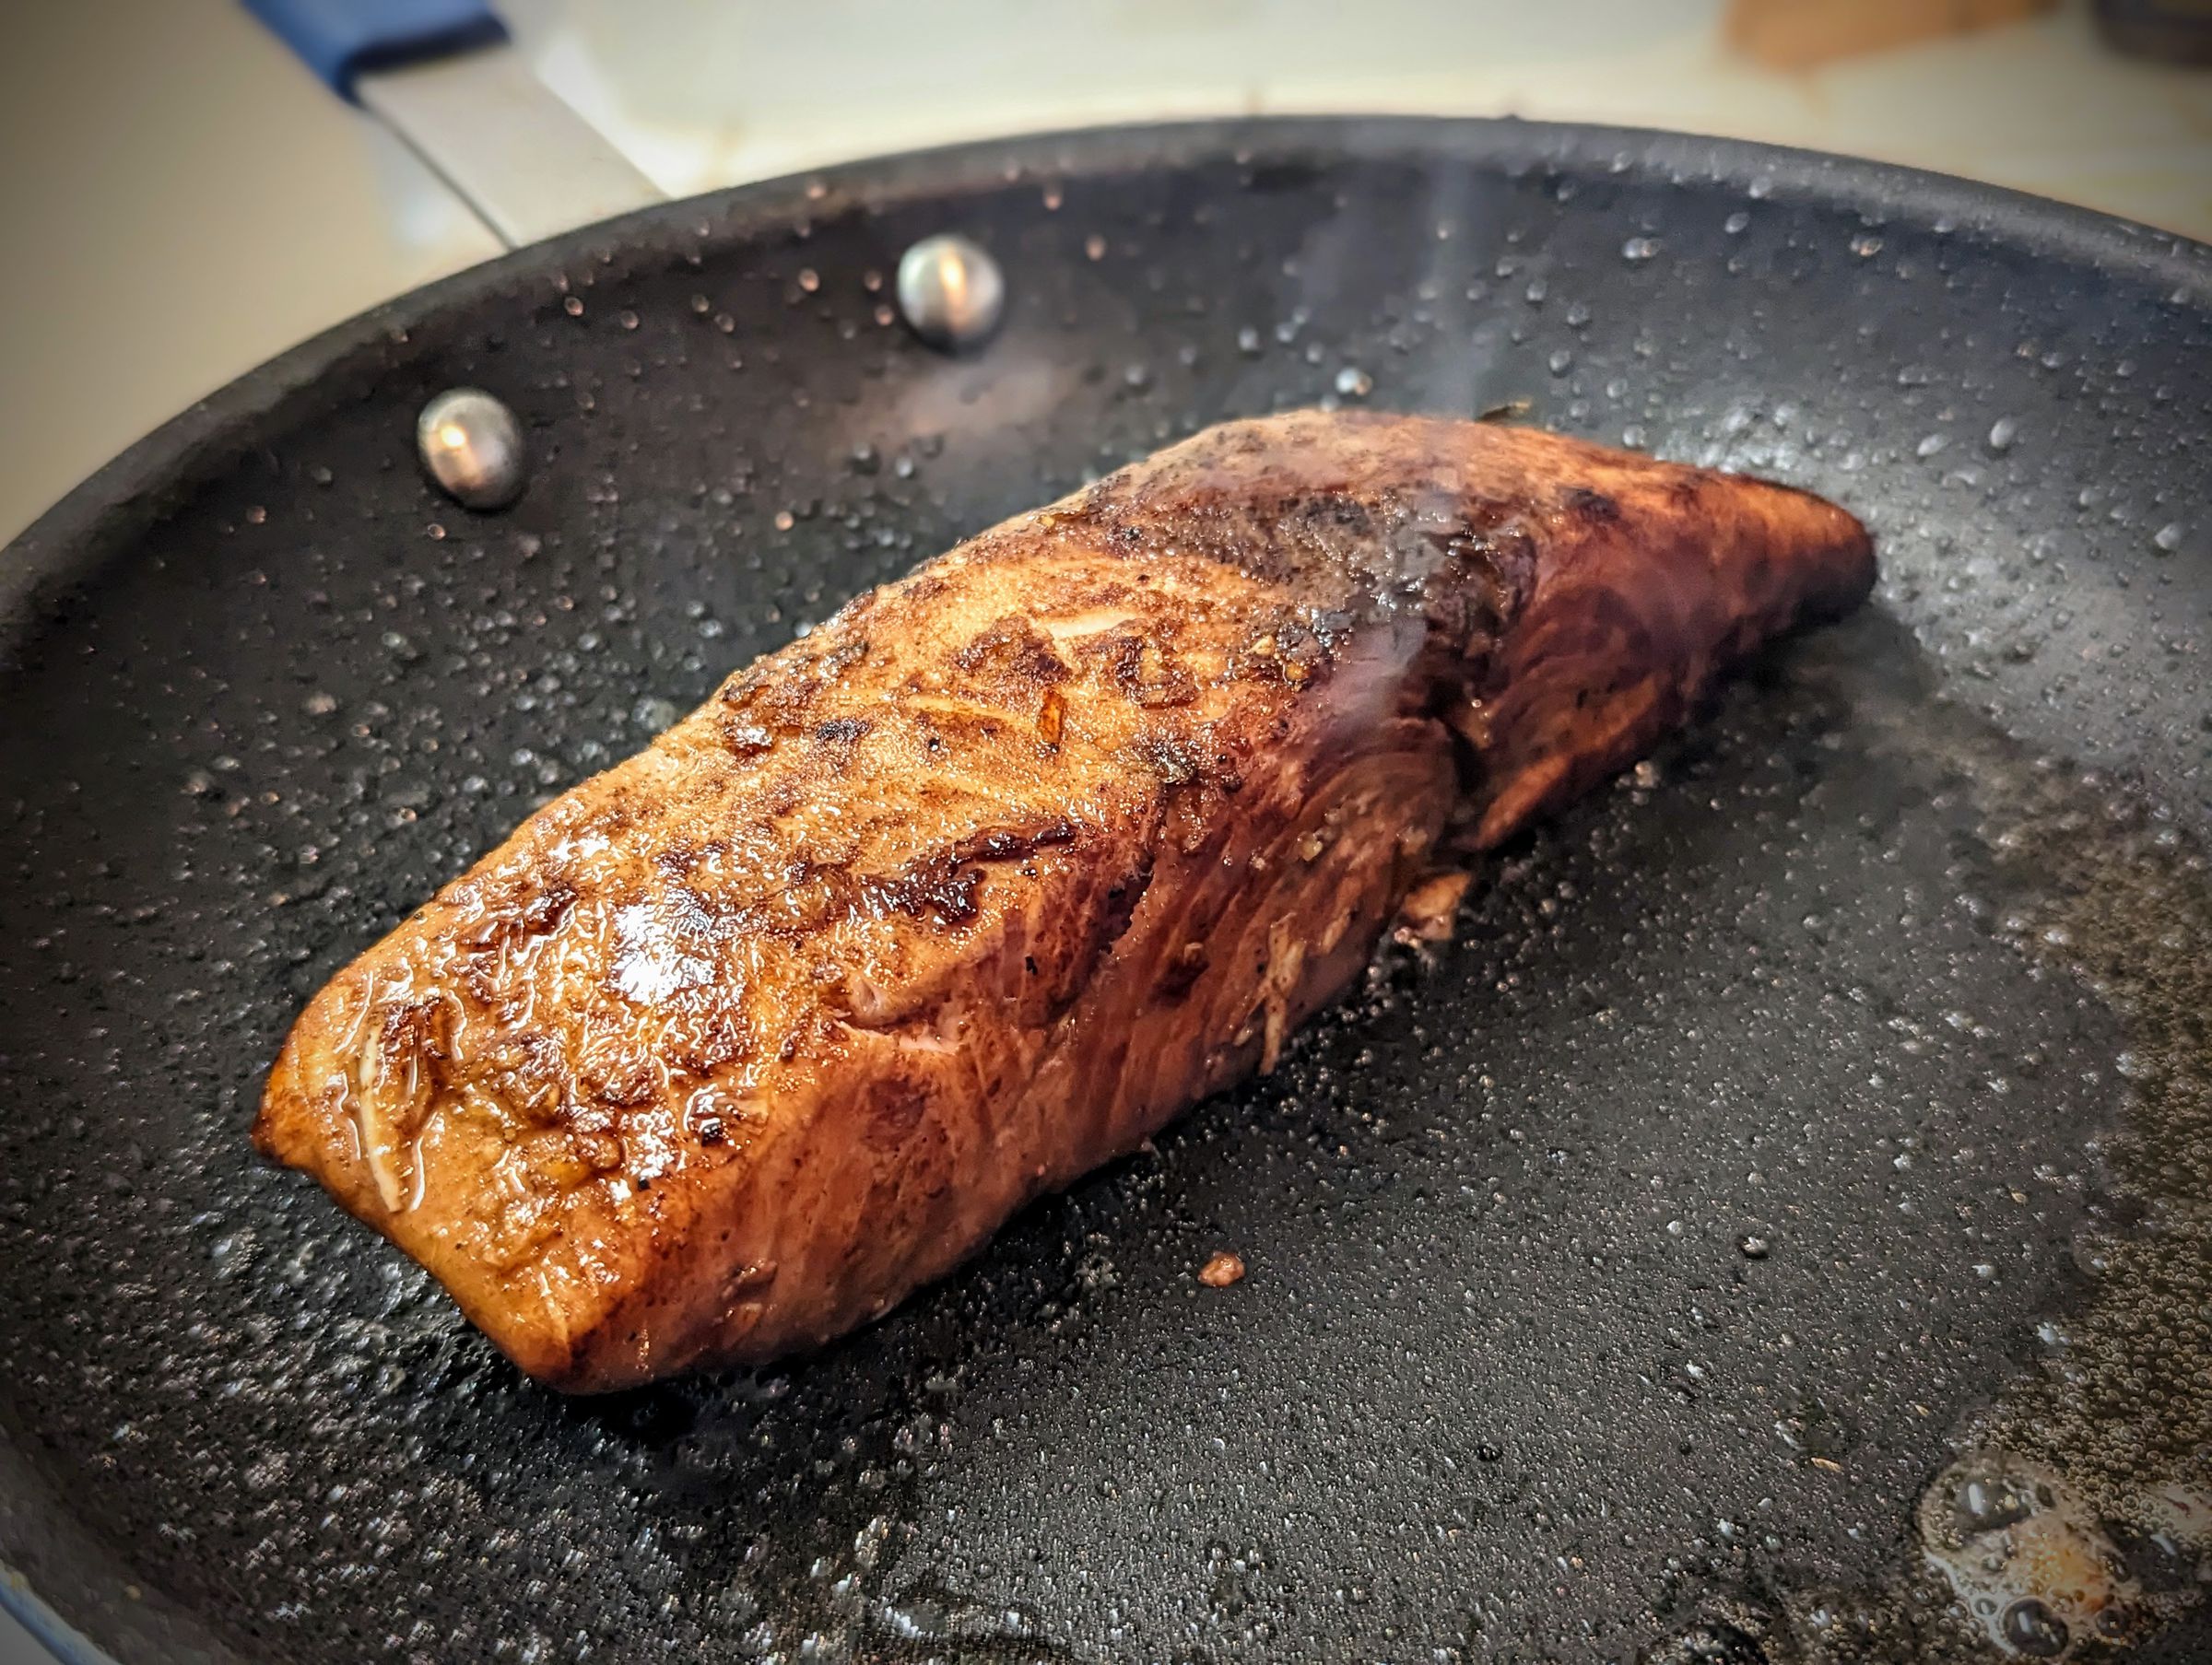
xmin=2 ymin=120 xmax=2209 ymax=1663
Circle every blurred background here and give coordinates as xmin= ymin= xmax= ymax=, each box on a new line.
xmin=0 ymin=0 xmax=2207 ymax=547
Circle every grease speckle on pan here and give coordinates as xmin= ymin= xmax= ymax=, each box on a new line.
xmin=1696 ymin=653 xmax=2212 ymax=1662
xmin=1912 ymin=737 xmax=2212 ymax=1661
xmin=1 ymin=122 xmax=2209 ymax=1664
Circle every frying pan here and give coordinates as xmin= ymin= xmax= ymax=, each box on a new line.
xmin=4 ymin=82 xmax=2211 ymax=1665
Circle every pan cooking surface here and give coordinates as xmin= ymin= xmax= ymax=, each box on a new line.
xmin=2 ymin=122 xmax=2209 ymax=1663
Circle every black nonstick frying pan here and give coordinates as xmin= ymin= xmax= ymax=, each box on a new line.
xmin=4 ymin=111 xmax=2211 ymax=1665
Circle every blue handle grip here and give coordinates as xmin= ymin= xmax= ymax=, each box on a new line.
xmin=241 ymin=0 xmax=508 ymax=100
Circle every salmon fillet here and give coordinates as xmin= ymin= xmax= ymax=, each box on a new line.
xmin=256 ymin=411 xmax=1874 ymax=1390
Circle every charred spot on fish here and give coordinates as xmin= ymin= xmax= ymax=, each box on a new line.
xmin=953 ymin=820 xmax=1077 ymax=865
xmin=1417 ymin=522 xmax=1536 ymax=636
xmin=1287 ymin=488 xmax=1380 ymax=539
xmin=717 ymin=665 xmax=768 ymax=706
xmin=955 ymin=616 xmax=1071 ymax=686
xmin=1078 ymin=629 xmax=1145 ymax=687
xmin=1135 ymin=664 xmax=1197 ymax=709
xmin=652 ymin=845 xmax=714 ymax=882
xmin=1560 ymin=486 xmax=1622 ymax=524
xmin=860 ymin=853 xmax=983 ymax=928
xmin=813 ymin=717 xmax=870 ymax=746
xmin=814 ymin=636 xmax=869 ymax=679
xmin=520 ymin=883 xmax=576 ymax=934
xmin=588 ymin=1058 xmax=660 ymax=1109
xmin=754 ymin=782 xmax=806 ymax=825
xmin=743 ymin=674 xmax=826 ymax=733
xmin=1135 ymin=733 xmax=1201 ymax=787
xmin=1088 ymin=626 xmax=1197 ymax=709
xmin=928 ymin=870 xmax=983 ymax=926
xmin=459 ymin=879 xmax=576 ymax=950
xmin=379 ymin=997 xmax=453 ymax=1070
xmin=785 ymin=853 xmax=852 ymax=895
xmin=898 ymin=572 xmax=949 ymax=606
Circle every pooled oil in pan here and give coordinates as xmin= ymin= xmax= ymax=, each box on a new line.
xmin=1656 ymin=639 xmax=2212 ymax=1664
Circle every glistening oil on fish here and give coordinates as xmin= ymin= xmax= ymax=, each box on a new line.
xmin=255 ymin=410 xmax=1874 ymax=1391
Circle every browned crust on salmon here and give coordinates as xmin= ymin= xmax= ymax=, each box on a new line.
xmin=255 ymin=411 xmax=1873 ymax=1389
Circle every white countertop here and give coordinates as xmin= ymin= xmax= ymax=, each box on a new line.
xmin=0 ymin=0 xmax=2206 ymax=548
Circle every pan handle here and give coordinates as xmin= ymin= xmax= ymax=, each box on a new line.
xmin=239 ymin=0 xmax=665 ymax=249
xmin=240 ymin=0 xmax=508 ymax=101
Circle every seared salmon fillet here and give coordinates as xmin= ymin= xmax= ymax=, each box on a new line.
xmin=256 ymin=412 xmax=1874 ymax=1390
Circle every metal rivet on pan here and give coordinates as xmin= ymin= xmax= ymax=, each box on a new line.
xmin=896 ymin=234 xmax=1006 ymax=351
xmin=416 ymin=388 xmax=526 ymax=510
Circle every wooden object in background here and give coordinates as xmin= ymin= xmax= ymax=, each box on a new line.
xmin=1726 ymin=0 xmax=2060 ymax=70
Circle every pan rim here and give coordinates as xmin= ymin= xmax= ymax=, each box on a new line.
xmin=3 ymin=112 xmax=2206 ymax=639
xmin=3 ymin=110 xmax=2209 ymax=1663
